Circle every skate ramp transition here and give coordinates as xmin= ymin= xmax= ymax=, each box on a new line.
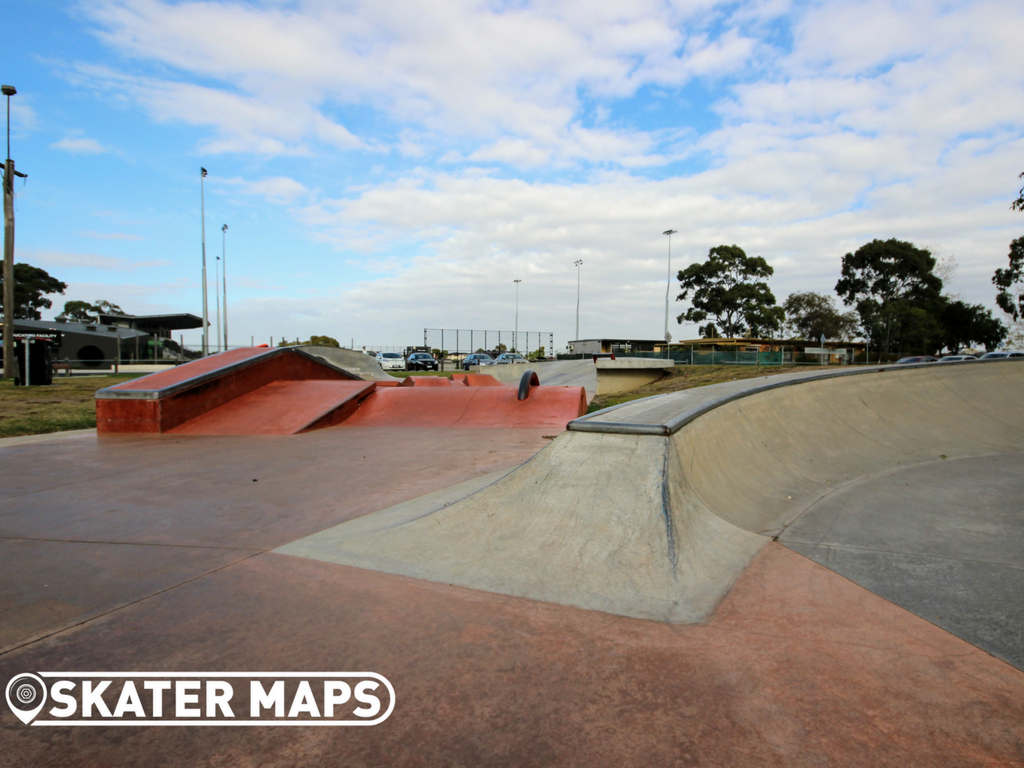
xmin=277 ymin=360 xmax=1024 ymax=623
xmin=96 ymin=347 xmax=587 ymax=434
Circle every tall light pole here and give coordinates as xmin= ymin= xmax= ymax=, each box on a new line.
xmin=200 ymin=168 xmax=209 ymax=356
xmin=222 ymin=224 xmax=228 ymax=351
xmin=574 ymin=259 xmax=583 ymax=342
xmin=513 ymin=279 xmax=521 ymax=352
xmin=214 ymin=247 xmax=222 ymax=352
xmin=663 ymin=229 xmax=677 ymax=351
xmin=3 ymin=84 xmax=26 ymax=380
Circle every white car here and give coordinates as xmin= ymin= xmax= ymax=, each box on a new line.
xmin=494 ymin=353 xmax=528 ymax=365
xmin=375 ymin=352 xmax=406 ymax=371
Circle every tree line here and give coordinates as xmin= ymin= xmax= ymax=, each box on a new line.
xmin=675 ymin=175 xmax=1024 ymax=354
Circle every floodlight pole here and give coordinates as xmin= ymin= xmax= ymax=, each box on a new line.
xmin=574 ymin=259 xmax=582 ymax=342
xmin=513 ymin=279 xmax=521 ymax=352
xmin=200 ymin=167 xmax=209 ymax=356
xmin=663 ymin=229 xmax=677 ymax=358
xmin=222 ymin=224 xmax=228 ymax=351
xmin=3 ymin=84 xmax=26 ymax=380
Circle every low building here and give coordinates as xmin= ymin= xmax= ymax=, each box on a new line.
xmin=568 ymin=338 xmax=664 ymax=356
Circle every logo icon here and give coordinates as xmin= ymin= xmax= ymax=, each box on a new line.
xmin=6 ymin=673 xmax=47 ymax=725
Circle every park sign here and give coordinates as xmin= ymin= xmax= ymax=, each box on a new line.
xmin=0 ymin=331 xmax=61 ymax=343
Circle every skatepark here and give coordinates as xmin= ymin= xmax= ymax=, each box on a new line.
xmin=1 ymin=353 xmax=1023 ymax=766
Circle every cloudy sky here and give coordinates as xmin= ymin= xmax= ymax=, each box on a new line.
xmin=5 ymin=0 xmax=1023 ymax=352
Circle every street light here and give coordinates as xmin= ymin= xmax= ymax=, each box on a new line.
xmin=200 ymin=168 xmax=209 ymax=356
xmin=3 ymin=84 xmax=26 ymax=380
xmin=513 ymin=279 xmax=522 ymax=352
xmin=574 ymin=259 xmax=583 ymax=343
xmin=663 ymin=229 xmax=678 ymax=351
xmin=222 ymin=224 xmax=228 ymax=351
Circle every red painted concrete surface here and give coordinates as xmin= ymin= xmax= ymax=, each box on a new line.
xmin=341 ymin=385 xmax=587 ymax=429
xmin=2 ymin=544 xmax=1021 ymax=767
xmin=97 ymin=351 xmax=357 ymax=433
xmin=451 ymin=373 xmax=505 ymax=386
xmin=103 ymin=347 xmax=276 ymax=391
xmin=168 ymin=380 xmax=376 ymax=435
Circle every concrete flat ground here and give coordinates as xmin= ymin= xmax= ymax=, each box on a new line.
xmin=2 ymin=421 xmax=1024 ymax=765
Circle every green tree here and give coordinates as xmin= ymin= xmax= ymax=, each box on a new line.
xmin=93 ymin=300 xmax=126 ymax=316
xmin=835 ymin=239 xmax=943 ymax=353
xmin=0 ymin=263 xmax=68 ymax=320
xmin=940 ymin=300 xmax=1007 ymax=352
xmin=60 ymin=300 xmax=98 ymax=322
xmin=676 ymin=245 xmax=784 ymax=338
xmin=784 ymin=292 xmax=860 ymax=341
xmin=58 ymin=299 xmax=127 ymax=322
xmin=993 ymin=236 xmax=1024 ymax=321
xmin=1012 ymin=171 xmax=1024 ymax=214
xmin=699 ymin=323 xmax=719 ymax=339
xmin=308 ymin=335 xmax=340 ymax=347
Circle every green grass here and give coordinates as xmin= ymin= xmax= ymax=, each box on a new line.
xmin=0 ymin=374 xmax=144 ymax=438
xmin=586 ymin=364 xmax=800 ymax=414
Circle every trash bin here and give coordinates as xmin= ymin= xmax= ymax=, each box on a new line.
xmin=15 ymin=340 xmax=53 ymax=386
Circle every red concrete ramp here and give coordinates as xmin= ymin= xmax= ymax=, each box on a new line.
xmin=169 ymin=380 xmax=376 ymax=436
xmin=342 ymin=386 xmax=587 ymax=429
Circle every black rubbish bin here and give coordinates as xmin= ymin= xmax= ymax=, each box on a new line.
xmin=15 ymin=340 xmax=54 ymax=386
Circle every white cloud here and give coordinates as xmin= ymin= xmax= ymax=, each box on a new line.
xmin=221 ymin=175 xmax=310 ymax=204
xmin=22 ymin=249 xmax=171 ymax=271
xmin=77 ymin=0 xmax=759 ymax=165
xmin=51 ymin=135 xmax=108 ymax=154
xmin=78 ymin=231 xmax=144 ymax=241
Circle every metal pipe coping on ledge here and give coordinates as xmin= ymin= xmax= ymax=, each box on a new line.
xmin=517 ymin=369 xmax=540 ymax=400
xmin=567 ymin=359 xmax=1019 ymax=436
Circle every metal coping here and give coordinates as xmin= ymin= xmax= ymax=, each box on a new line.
xmin=567 ymin=358 xmax=1023 ymax=436
xmin=94 ymin=347 xmax=360 ymax=401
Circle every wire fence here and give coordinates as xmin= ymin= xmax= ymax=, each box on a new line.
xmin=423 ymin=329 xmax=554 ymax=358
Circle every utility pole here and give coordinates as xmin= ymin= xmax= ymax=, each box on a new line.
xmin=200 ymin=167 xmax=209 ymax=356
xmin=663 ymin=229 xmax=677 ymax=358
xmin=513 ymin=279 xmax=521 ymax=352
xmin=574 ymin=259 xmax=583 ymax=342
xmin=3 ymin=85 xmax=27 ymax=380
xmin=222 ymin=224 xmax=228 ymax=351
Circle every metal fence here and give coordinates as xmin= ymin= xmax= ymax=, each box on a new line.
xmin=424 ymin=329 xmax=554 ymax=357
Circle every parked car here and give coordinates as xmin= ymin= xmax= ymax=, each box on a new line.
xmin=938 ymin=355 xmax=977 ymax=362
xmin=894 ymin=356 xmax=938 ymax=364
xmin=978 ymin=351 xmax=1024 ymax=359
xmin=462 ymin=353 xmax=494 ymax=370
xmin=375 ymin=351 xmax=406 ymax=371
xmin=406 ymin=352 xmax=439 ymax=371
xmin=494 ymin=352 xmax=528 ymax=365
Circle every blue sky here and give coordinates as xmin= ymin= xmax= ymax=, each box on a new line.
xmin=3 ymin=0 xmax=1023 ymax=351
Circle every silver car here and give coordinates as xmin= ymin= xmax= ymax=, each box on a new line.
xmin=493 ymin=353 xmax=528 ymax=365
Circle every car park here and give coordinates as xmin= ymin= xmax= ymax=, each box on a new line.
xmin=494 ymin=353 xmax=528 ymax=365
xmin=375 ymin=351 xmax=406 ymax=371
xmin=938 ymin=355 xmax=977 ymax=362
xmin=979 ymin=351 xmax=1024 ymax=359
xmin=462 ymin=353 xmax=494 ymax=370
xmin=895 ymin=356 xmax=938 ymax=364
xmin=406 ymin=352 xmax=439 ymax=371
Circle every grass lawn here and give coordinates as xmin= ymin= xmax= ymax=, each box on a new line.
xmin=0 ymin=374 xmax=145 ymax=438
xmin=587 ymin=364 xmax=800 ymax=413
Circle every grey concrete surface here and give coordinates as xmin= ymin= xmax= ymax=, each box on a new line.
xmin=297 ymin=344 xmax=401 ymax=381
xmin=278 ymin=361 xmax=1024 ymax=625
xmin=780 ymin=452 xmax=1024 ymax=670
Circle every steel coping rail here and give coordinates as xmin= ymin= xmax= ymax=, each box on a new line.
xmin=94 ymin=347 xmax=352 ymax=401
xmin=567 ymin=358 xmax=1022 ymax=436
